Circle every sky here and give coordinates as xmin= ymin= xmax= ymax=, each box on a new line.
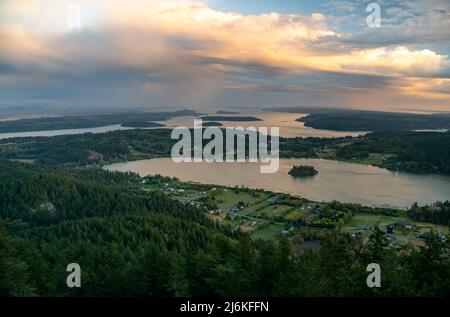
xmin=0 ymin=0 xmax=449 ymax=113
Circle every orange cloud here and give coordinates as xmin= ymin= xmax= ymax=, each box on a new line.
xmin=0 ymin=0 xmax=449 ymax=109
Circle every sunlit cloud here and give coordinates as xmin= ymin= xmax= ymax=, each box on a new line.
xmin=0 ymin=0 xmax=449 ymax=111
xmin=341 ymin=47 xmax=449 ymax=76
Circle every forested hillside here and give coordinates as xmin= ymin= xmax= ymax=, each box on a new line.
xmin=1 ymin=161 xmax=449 ymax=297
xmin=408 ymin=201 xmax=450 ymax=225
xmin=0 ymin=160 xmax=208 ymax=226
xmin=0 ymin=129 xmax=173 ymax=165
xmin=2 ymin=129 xmax=450 ymax=175
xmin=336 ymin=132 xmax=450 ymax=174
xmin=297 ymin=111 xmax=450 ymax=131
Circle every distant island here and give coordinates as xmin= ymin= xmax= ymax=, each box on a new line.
xmin=201 ymin=116 xmax=262 ymax=122
xmin=288 ymin=165 xmax=318 ymax=177
xmin=0 ymin=109 xmax=198 ymax=133
xmin=216 ymin=111 xmax=240 ymax=115
xmin=120 ymin=121 xmax=165 ymax=128
xmin=202 ymin=121 xmax=223 ymax=127
xmin=296 ymin=110 xmax=450 ymax=132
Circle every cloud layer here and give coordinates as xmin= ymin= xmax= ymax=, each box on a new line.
xmin=1 ymin=0 xmax=449 ymax=112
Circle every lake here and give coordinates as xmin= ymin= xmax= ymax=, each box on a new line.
xmin=104 ymin=158 xmax=450 ymax=209
xmin=0 ymin=112 xmax=366 ymax=139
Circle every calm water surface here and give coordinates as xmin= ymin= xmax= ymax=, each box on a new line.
xmin=104 ymin=158 xmax=450 ymax=209
xmin=0 ymin=112 xmax=366 ymax=139
xmin=159 ymin=112 xmax=367 ymax=138
xmin=0 ymin=124 xmax=133 ymax=139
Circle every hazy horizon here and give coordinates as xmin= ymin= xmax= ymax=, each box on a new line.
xmin=1 ymin=0 xmax=450 ymax=113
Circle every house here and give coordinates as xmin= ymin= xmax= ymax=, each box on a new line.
xmin=437 ymin=232 xmax=447 ymax=242
xmin=386 ymin=225 xmax=394 ymax=234
xmin=313 ymin=207 xmax=323 ymax=213
xmin=357 ymin=226 xmax=369 ymax=233
xmin=392 ymin=222 xmax=413 ymax=230
xmin=212 ymin=209 xmax=222 ymax=214
xmin=226 ymin=213 xmax=237 ymax=220
xmin=281 ymin=227 xmax=294 ymax=235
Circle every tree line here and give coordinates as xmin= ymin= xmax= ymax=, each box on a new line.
xmin=0 ymin=161 xmax=449 ymax=297
xmin=408 ymin=201 xmax=450 ymax=225
xmin=1 ymin=129 xmax=449 ymax=175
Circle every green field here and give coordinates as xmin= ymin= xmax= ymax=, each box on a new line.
xmin=346 ymin=213 xmax=410 ymax=228
xmin=249 ymin=204 xmax=293 ymax=218
xmin=139 ymin=178 xmax=448 ymax=249
xmin=414 ymin=222 xmax=449 ymax=233
xmin=285 ymin=210 xmax=307 ymax=221
xmin=250 ymin=223 xmax=286 ymax=240
xmin=240 ymin=198 xmax=271 ymax=213
xmin=142 ymin=183 xmax=161 ymax=190
xmin=341 ymin=211 xmax=449 ymax=246
xmin=214 ymin=190 xmax=266 ymax=210
xmin=222 ymin=218 xmax=245 ymax=227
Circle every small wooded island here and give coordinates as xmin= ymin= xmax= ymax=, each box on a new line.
xmin=288 ymin=165 xmax=318 ymax=177
xmin=120 ymin=121 xmax=165 ymax=128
